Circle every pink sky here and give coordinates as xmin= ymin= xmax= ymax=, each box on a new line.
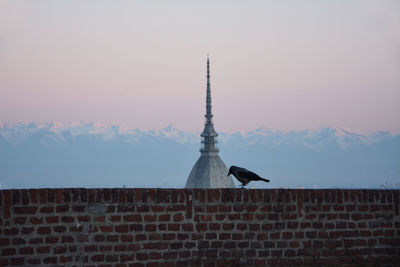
xmin=1 ymin=1 xmax=399 ymax=133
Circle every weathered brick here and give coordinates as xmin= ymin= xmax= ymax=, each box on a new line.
xmin=115 ymin=224 xmax=129 ymax=233
xmin=1 ymin=188 xmax=400 ymax=266
xmin=10 ymin=258 xmax=24 ymax=265
xmin=37 ymin=227 xmax=51 ymax=235
xmin=2 ymin=248 xmax=16 ymax=256
xmin=12 ymin=238 xmax=26 ymax=245
xmin=53 ymin=245 xmax=67 ymax=254
xmin=37 ymin=246 xmax=51 ymax=254
xmin=14 ymin=206 xmax=37 ymax=215
xmin=91 ymin=254 xmax=105 ymax=262
xmin=56 ymin=205 xmax=69 ymax=213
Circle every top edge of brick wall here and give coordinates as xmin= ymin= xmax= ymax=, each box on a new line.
xmin=0 ymin=188 xmax=399 ymax=206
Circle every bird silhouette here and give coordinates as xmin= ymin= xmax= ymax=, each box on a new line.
xmin=228 ymin=166 xmax=270 ymax=188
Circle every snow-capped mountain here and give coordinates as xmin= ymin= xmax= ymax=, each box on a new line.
xmin=0 ymin=121 xmax=395 ymax=149
xmin=0 ymin=121 xmax=399 ymax=189
xmin=0 ymin=121 xmax=197 ymax=145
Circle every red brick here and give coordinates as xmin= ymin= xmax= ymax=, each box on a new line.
xmin=78 ymin=234 xmax=89 ymax=242
xmin=144 ymin=215 xmax=157 ymax=222
xmin=53 ymin=226 xmax=66 ymax=233
xmin=136 ymin=253 xmax=148 ymax=261
xmin=270 ymin=232 xmax=280 ymax=239
xmin=219 ymin=233 xmax=230 ymax=240
xmin=346 ymin=205 xmax=356 ymax=211
xmin=99 ymin=245 xmax=112 ymax=252
xmin=84 ymin=245 xmax=98 ymax=252
xmin=195 ymin=223 xmax=207 ymax=231
xmin=94 ymin=216 xmax=106 ymax=222
xmin=37 ymin=227 xmax=51 ymax=235
xmin=29 ymin=189 xmax=38 ymax=203
xmin=45 ymin=237 xmax=58 ymax=244
xmin=206 ymin=205 xmax=218 ymax=212
xmin=91 ymin=254 xmax=105 ymax=262
xmin=28 ymin=238 xmax=42 ymax=245
xmin=222 ymin=223 xmax=234 ymax=230
xmin=56 ymin=205 xmax=69 ymax=213
xmin=173 ymin=213 xmax=184 ymax=222
xmin=219 ymin=205 xmax=232 ymax=212
xmin=242 ymin=213 xmax=254 ymax=220
xmin=2 ymin=248 xmax=16 ymax=256
xmin=285 ymin=250 xmax=296 ymax=257
xmin=53 ymin=245 xmax=67 ymax=254
xmin=135 ymin=234 xmax=146 ymax=241
xmin=145 ymin=224 xmax=157 ymax=231
xmin=10 ymin=258 xmax=24 ymax=265
xmin=29 ymin=217 xmax=43 ymax=224
xmin=115 ymin=225 xmax=129 ymax=233
xmin=168 ymin=224 xmax=180 ymax=231
xmin=167 ymin=205 xmax=185 ymax=212
xmin=249 ymin=224 xmax=260 ymax=231
xmin=61 ymin=216 xmax=74 ymax=223
xmin=59 ymin=256 xmax=73 ymax=263
xmin=120 ymin=254 xmax=134 ymax=262
xmin=111 ymin=215 xmax=121 ymax=222
xmin=281 ymin=213 xmax=297 ymax=220
xmin=106 ymin=254 xmax=119 ymax=262
xmin=21 ymin=227 xmax=34 ymax=235
xmin=37 ymin=246 xmax=51 ymax=254
xmin=100 ymin=226 xmax=113 ymax=232
xmin=159 ymin=214 xmax=170 ymax=221
xmin=148 ymin=252 xmax=161 ymax=259
xmin=14 ymin=206 xmax=37 ymax=215
xmin=305 ymin=214 xmax=316 ymax=220
xmin=12 ymin=190 xmax=20 ymax=204
xmin=282 ymin=232 xmax=293 ymax=239
xmin=14 ymin=217 xmax=27 ymax=224
xmin=301 ymin=222 xmax=311 ymax=229
xmin=37 ymin=189 xmax=47 ymax=204
xmin=27 ymin=258 xmax=41 ymax=265
xmin=384 ymin=229 xmax=395 ymax=236
xmin=78 ymin=215 xmax=90 ymax=222
xmin=152 ymin=206 xmax=164 ymax=212
xmin=18 ymin=247 xmax=34 ymax=256
xmin=61 ymin=236 xmax=74 ymax=243
xmin=72 ymin=205 xmax=86 ymax=212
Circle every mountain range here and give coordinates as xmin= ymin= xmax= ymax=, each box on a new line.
xmin=0 ymin=121 xmax=399 ymax=189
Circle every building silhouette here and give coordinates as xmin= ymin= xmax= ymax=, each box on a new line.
xmin=185 ymin=57 xmax=234 ymax=188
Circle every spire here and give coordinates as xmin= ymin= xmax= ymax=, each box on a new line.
xmin=206 ymin=55 xmax=212 ymax=125
xmin=201 ymin=55 xmax=218 ymax=153
xmin=185 ymin=56 xmax=234 ymax=188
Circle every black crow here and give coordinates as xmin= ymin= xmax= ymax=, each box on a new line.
xmin=228 ymin=166 xmax=270 ymax=188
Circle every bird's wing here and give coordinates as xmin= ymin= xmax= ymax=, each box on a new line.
xmin=235 ymin=168 xmax=256 ymax=180
xmin=238 ymin=168 xmax=267 ymax=181
xmin=247 ymin=171 xmax=264 ymax=181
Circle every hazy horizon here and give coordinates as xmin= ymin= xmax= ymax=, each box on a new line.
xmin=0 ymin=120 xmax=398 ymax=136
xmin=1 ymin=121 xmax=399 ymax=189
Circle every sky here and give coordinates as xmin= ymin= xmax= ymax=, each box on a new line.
xmin=1 ymin=0 xmax=399 ymax=134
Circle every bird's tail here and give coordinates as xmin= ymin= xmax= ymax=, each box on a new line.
xmin=259 ymin=177 xmax=270 ymax=183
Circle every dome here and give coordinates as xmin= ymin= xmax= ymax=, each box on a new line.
xmin=185 ymin=152 xmax=234 ymax=188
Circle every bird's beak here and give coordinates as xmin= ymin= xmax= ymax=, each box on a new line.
xmin=227 ymin=172 xmax=230 ymax=176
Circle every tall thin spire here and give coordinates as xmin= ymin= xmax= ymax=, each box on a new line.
xmin=201 ymin=55 xmax=218 ymax=153
xmin=206 ymin=56 xmax=212 ymax=125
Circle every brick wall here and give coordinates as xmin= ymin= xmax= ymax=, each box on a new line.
xmin=0 ymin=189 xmax=399 ymax=266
